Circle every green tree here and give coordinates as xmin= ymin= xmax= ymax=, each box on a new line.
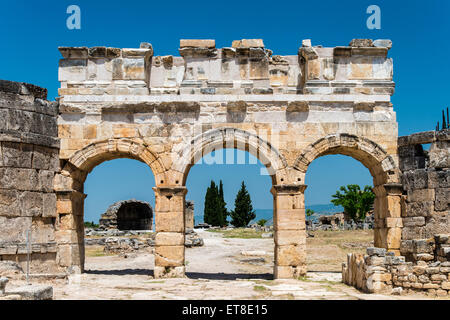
xmin=331 ymin=184 xmax=375 ymax=222
xmin=203 ymin=180 xmax=224 ymax=226
xmin=218 ymin=180 xmax=228 ymax=226
xmin=257 ymin=219 xmax=267 ymax=227
xmin=230 ymin=181 xmax=256 ymax=227
xmin=306 ymin=209 xmax=315 ymax=221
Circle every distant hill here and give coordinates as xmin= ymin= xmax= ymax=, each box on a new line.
xmin=194 ymin=204 xmax=343 ymax=226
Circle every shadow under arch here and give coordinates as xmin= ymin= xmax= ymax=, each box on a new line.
xmin=173 ymin=127 xmax=288 ymax=186
xmin=294 ymin=133 xmax=402 ymax=251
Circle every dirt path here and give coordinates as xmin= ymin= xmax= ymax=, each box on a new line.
xmin=24 ymin=230 xmax=431 ymax=300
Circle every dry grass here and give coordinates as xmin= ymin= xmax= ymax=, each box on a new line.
xmin=307 ymin=229 xmax=373 ymax=272
xmin=85 ymin=245 xmax=115 ymax=257
xmin=206 ymin=228 xmax=265 ymax=239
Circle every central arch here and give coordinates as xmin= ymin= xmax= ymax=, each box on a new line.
xmin=294 ymin=133 xmax=402 ymax=253
xmin=173 ymin=127 xmax=288 ymax=186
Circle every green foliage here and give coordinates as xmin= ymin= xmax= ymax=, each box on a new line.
xmin=84 ymin=221 xmax=99 ymax=228
xmin=256 ymin=219 xmax=267 ymax=226
xmin=204 ymin=180 xmax=227 ymax=226
xmin=230 ymin=181 xmax=256 ymax=227
xmin=306 ymin=209 xmax=315 ymax=220
xmin=331 ymin=184 xmax=375 ymax=222
xmin=218 ymin=180 xmax=228 ymax=226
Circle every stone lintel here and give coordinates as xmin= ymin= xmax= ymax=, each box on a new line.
xmin=232 ymin=39 xmax=264 ymax=48
xmin=271 ymin=184 xmax=307 ymax=195
xmin=180 ymin=39 xmax=215 ymax=48
xmin=398 ymin=131 xmax=437 ymax=147
xmin=153 ymin=186 xmax=188 ymax=196
xmin=383 ymin=183 xmax=404 ymax=195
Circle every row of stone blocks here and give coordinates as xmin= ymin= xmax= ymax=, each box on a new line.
xmin=342 ymin=234 xmax=450 ymax=296
xmin=0 ymin=80 xmax=60 ymax=273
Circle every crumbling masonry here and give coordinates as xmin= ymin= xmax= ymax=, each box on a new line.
xmin=2 ymin=38 xmax=446 ymax=288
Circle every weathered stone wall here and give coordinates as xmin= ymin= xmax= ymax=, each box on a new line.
xmin=0 ymin=80 xmax=60 ymax=273
xmin=398 ymin=130 xmax=449 ymax=259
xmin=343 ymin=129 xmax=449 ymax=296
xmin=343 ymin=236 xmax=450 ymax=296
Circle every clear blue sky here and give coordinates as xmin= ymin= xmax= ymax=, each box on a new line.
xmin=1 ymin=1 xmax=448 ymax=221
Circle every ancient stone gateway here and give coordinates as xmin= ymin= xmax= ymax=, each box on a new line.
xmin=55 ymin=38 xmax=400 ymax=278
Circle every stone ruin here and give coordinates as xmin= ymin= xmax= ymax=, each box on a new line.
xmin=343 ymin=129 xmax=449 ymax=296
xmin=307 ymin=211 xmax=374 ymax=231
xmin=99 ymin=199 xmax=153 ymax=231
xmin=0 ymin=80 xmax=60 ymax=274
xmin=1 ymin=38 xmax=447 ymax=290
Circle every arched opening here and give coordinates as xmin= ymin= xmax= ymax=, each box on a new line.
xmin=304 ymin=154 xmax=374 ymax=274
xmin=55 ymin=139 xmax=164 ymax=273
xmin=116 ymin=201 xmax=153 ymax=231
xmin=184 ymin=148 xmax=275 ymax=280
xmin=173 ymin=128 xmax=288 ymax=279
xmin=295 ymin=134 xmax=402 ymax=263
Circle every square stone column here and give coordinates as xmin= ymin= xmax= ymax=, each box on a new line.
xmin=271 ymin=184 xmax=307 ymax=279
xmin=55 ymin=190 xmax=86 ymax=273
xmin=383 ymin=183 xmax=404 ymax=255
xmin=153 ymin=186 xmax=187 ymax=278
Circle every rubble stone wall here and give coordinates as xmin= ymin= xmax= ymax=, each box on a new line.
xmin=343 ymin=129 xmax=449 ymax=296
xmin=398 ymin=129 xmax=449 ymax=258
xmin=0 ymin=80 xmax=60 ymax=273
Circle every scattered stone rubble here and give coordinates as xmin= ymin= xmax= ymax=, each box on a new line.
xmin=307 ymin=212 xmax=374 ymax=231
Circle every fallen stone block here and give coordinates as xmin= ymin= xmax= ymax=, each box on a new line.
xmin=6 ymin=284 xmax=53 ymax=300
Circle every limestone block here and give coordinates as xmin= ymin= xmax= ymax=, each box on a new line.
xmin=307 ymin=60 xmax=321 ymax=80
xmin=0 ymin=189 xmax=20 ymax=217
xmin=54 ymin=230 xmax=78 ymax=244
xmin=435 ymin=188 xmax=449 ymax=211
xmin=405 ymin=201 xmax=434 ymax=217
xmin=275 ymin=209 xmax=306 ymax=230
xmin=274 ymin=230 xmax=306 ymax=246
xmin=350 ymin=57 xmax=373 ymax=79
xmin=42 ymin=193 xmax=57 ymax=218
xmin=407 ymin=189 xmax=435 ymax=203
xmin=0 ymin=216 xmax=32 ymax=242
xmin=249 ymin=59 xmax=269 ymax=80
xmin=154 ymin=245 xmax=184 ymax=267
xmin=276 ymin=244 xmax=306 ymax=266
xmin=122 ymin=58 xmax=146 ymax=80
xmin=232 ymin=39 xmax=264 ymax=48
xmin=180 ymin=39 xmax=215 ymax=48
xmin=155 ymin=212 xmax=184 ymax=233
xmin=58 ymin=59 xmax=87 ymax=82
xmin=1 ymin=142 xmax=33 ymax=168
xmin=87 ymin=59 xmax=112 ymax=81
xmin=19 ymin=191 xmax=43 ymax=217
xmin=155 ymin=232 xmax=185 ymax=246
xmin=154 ymin=266 xmax=185 ymax=278
xmin=56 ymin=243 xmax=81 ymax=267
xmin=274 ymin=265 xmax=306 ymax=279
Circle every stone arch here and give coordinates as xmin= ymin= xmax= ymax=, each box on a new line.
xmin=294 ymin=133 xmax=402 ymax=252
xmin=55 ymin=138 xmax=165 ymax=272
xmin=172 ymin=127 xmax=288 ymax=186
xmin=68 ymin=138 xmax=166 ymax=184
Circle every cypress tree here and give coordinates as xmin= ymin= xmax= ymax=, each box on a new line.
xmin=230 ymin=181 xmax=256 ymax=227
xmin=203 ymin=180 xmax=224 ymax=226
xmin=218 ymin=180 xmax=228 ymax=226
